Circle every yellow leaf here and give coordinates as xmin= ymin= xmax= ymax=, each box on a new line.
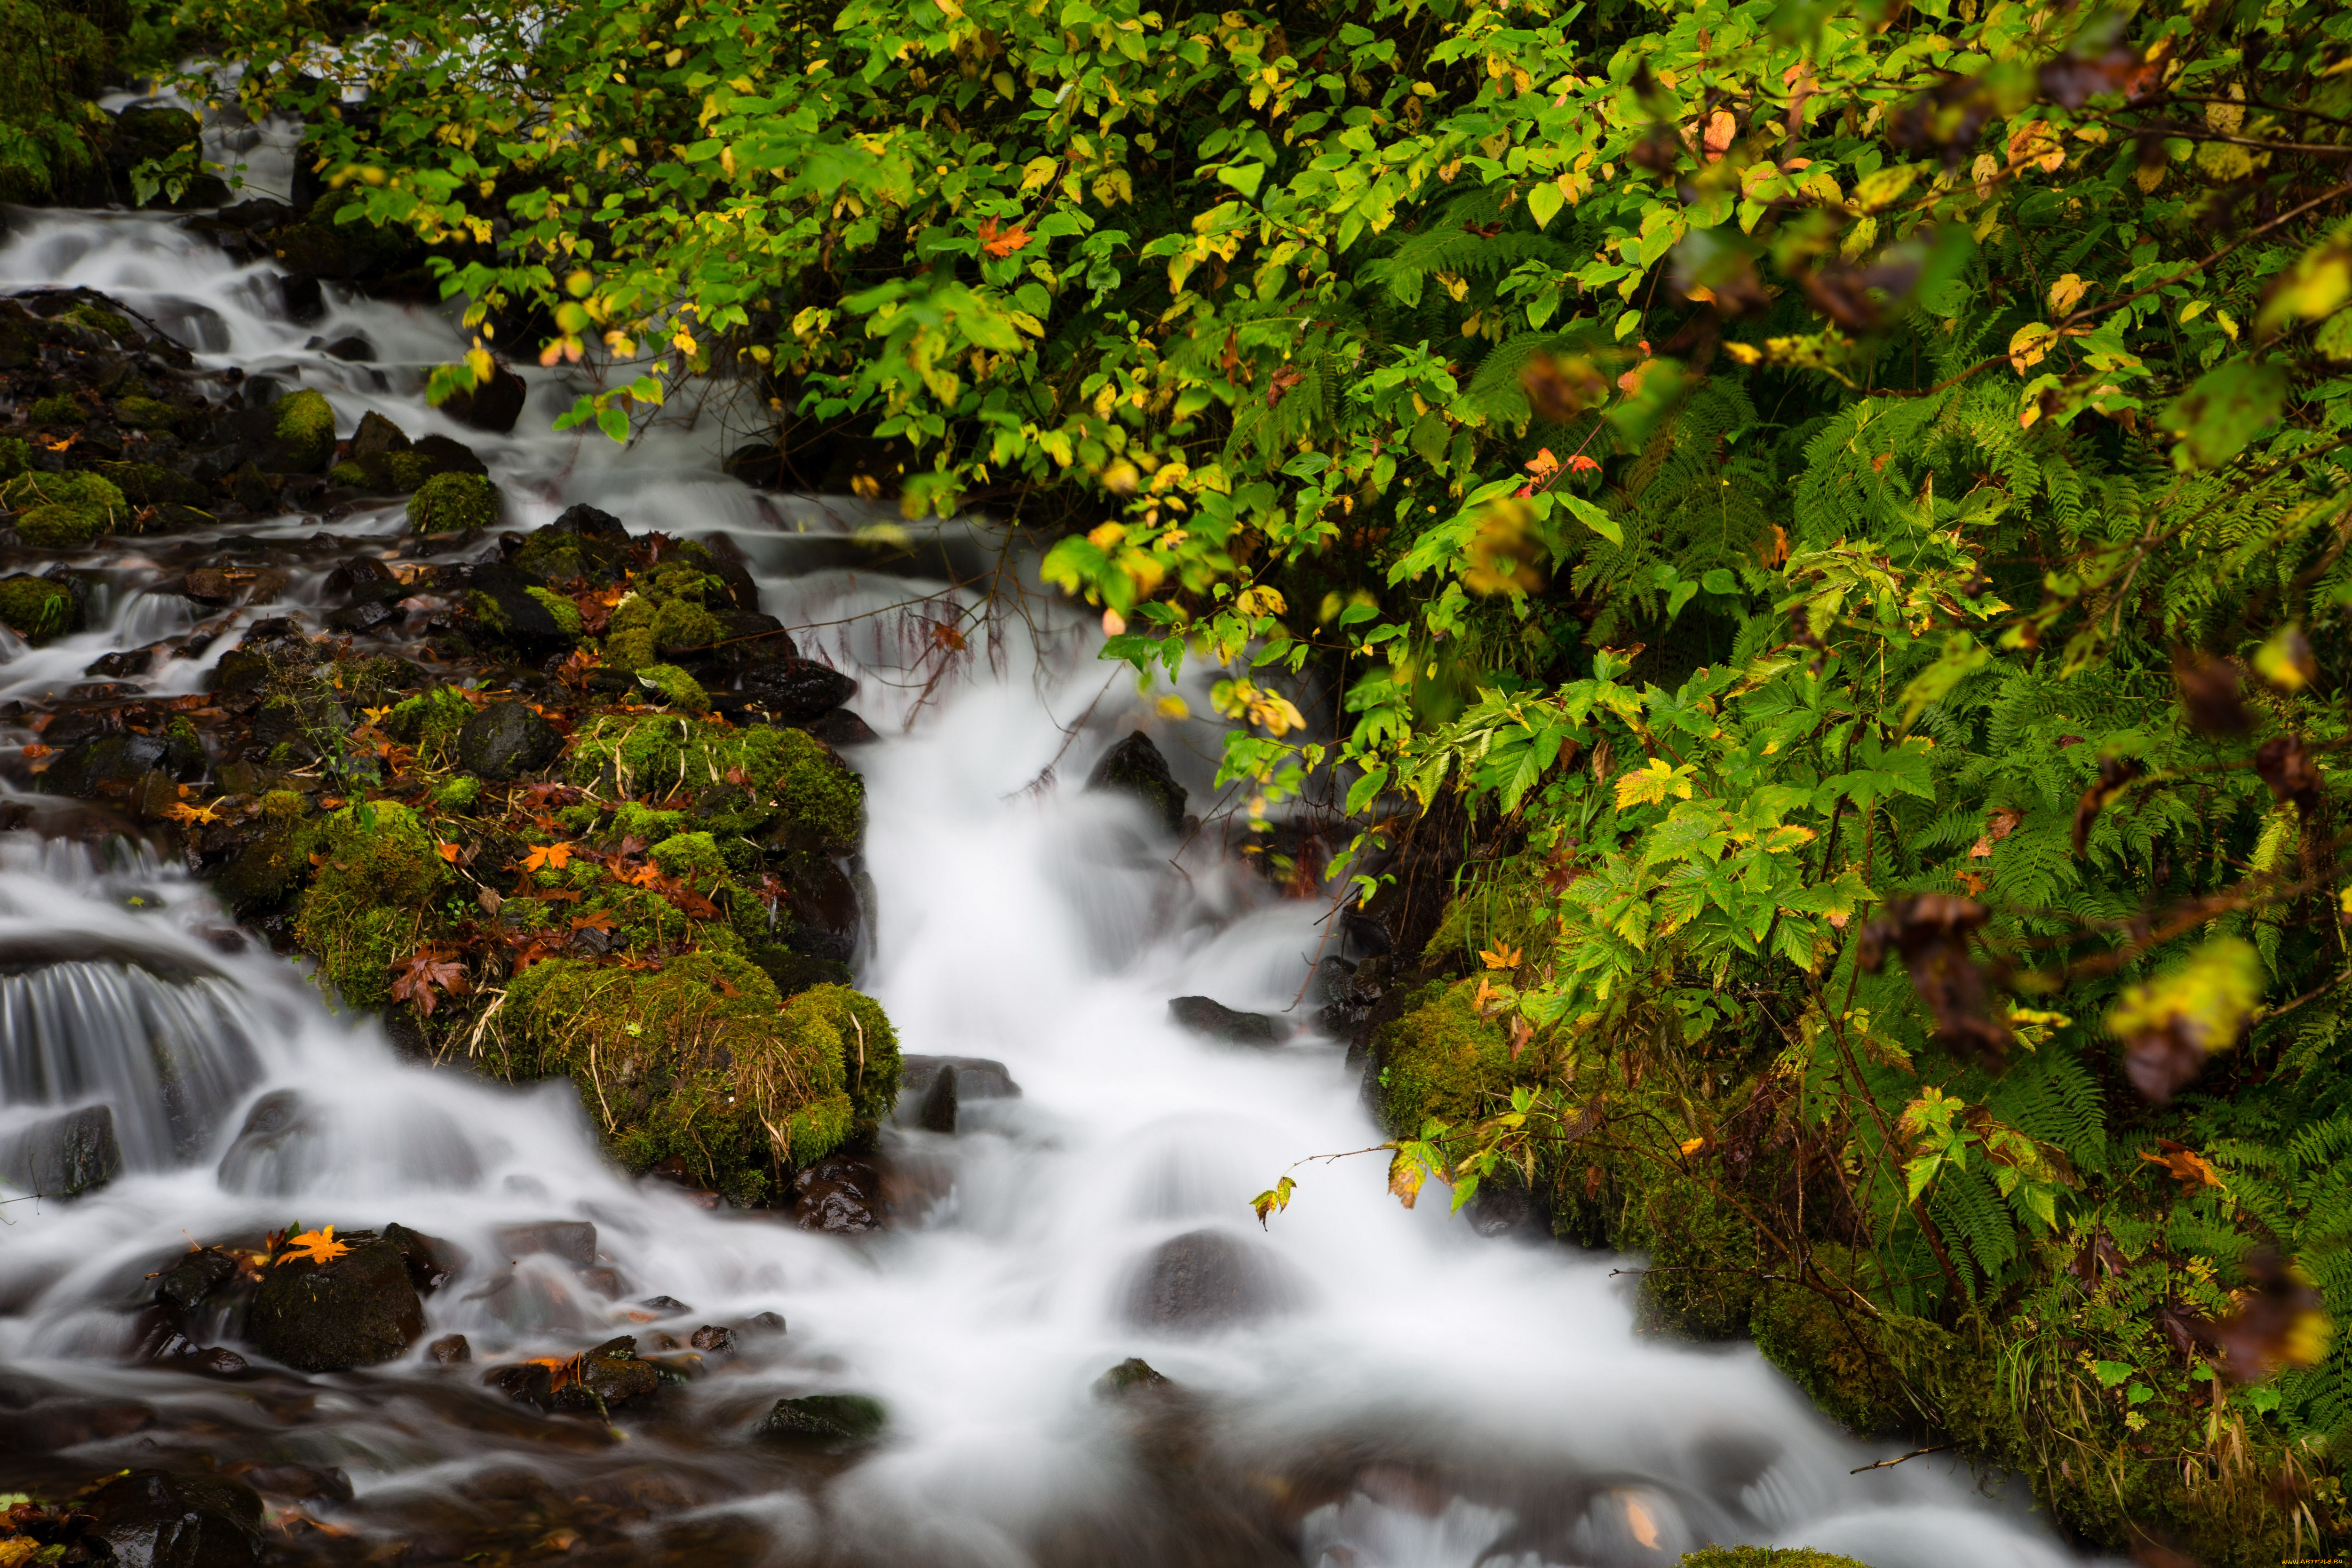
xmin=1478 ymin=942 xmax=1523 ymax=970
xmin=2007 ymin=322 xmax=2054 ymax=375
xmin=1386 ymin=1151 xmax=1424 ymax=1210
xmin=2047 ymin=273 xmax=2089 ymax=316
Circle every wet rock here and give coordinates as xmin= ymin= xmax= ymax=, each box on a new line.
xmin=442 ymin=364 xmax=528 ymax=434
xmin=40 ymin=730 xmax=205 ymax=796
xmin=429 ymin=1332 xmax=471 ymax=1365
xmin=495 ymin=1220 xmax=599 ymax=1267
xmin=638 ymin=1295 xmax=692 ymax=1315
xmin=1087 ymin=731 xmax=1188 ymax=834
xmin=1 ymin=1103 xmax=122 ymax=1196
xmin=1093 ymin=1356 xmax=1171 ymax=1400
xmin=792 ymin=1152 xmax=883 ymax=1234
xmin=580 ymin=1335 xmax=664 ymax=1406
xmin=0 ymin=574 xmax=82 ymax=643
xmin=153 ymin=1248 xmax=237 ymax=1315
xmin=689 ymin=1324 xmax=736 ymax=1355
xmin=466 ymin=564 xmax=576 ymax=648
xmin=382 ymin=1222 xmax=469 ymax=1293
xmin=913 ymin=1064 xmax=957 ymax=1132
xmin=86 ymin=1468 xmax=263 ymax=1568
xmin=211 ymin=827 xmax=306 ymax=915
xmin=752 ymin=1393 xmax=886 ymax=1442
xmin=579 ymin=1265 xmax=627 ymax=1297
xmin=248 ymin=1233 xmax=427 ymax=1372
xmin=278 ymin=273 xmax=325 ymax=325
xmin=455 ymin=700 xmax=561 ymax=780
xmin=1168 ymin=996 xmax=1286 ymax=1047
xmin=736 ymin=660 xmax=852 ymax=722
xmin=84 ymin=647 xmax=154 ymax=679
xmin=741 ymin=1310 xmax=787 ymax=1335
xmin=325 ymin=598 xmax=398 ymax=634
xmin=806 ymin=708 xmax=878 ymax=748
xmin=1463 ymin=1172 xmax=1553 ymax=1242
xmin=320 ymin=334 xmax=373 ymax=361
xmin=1123 ymin=1230 xmax=1293 ymax=1334
xmin=222 ymin=1464 xmax=353 ymax=1504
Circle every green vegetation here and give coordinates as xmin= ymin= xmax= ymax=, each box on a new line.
xmin=15 ymin=504 xmax=102 ymax=550
xmin=0 ymin=576 xmax=76 ymax=642
xmin=1677 ymin=1552 xmax=1869 ymax=1568
xmin=570 ymin=715 xmax=861 ymax=850
xmin=270 ymin=388 xmax=336 ymax=471
xmin=292 ymin=801 xmax=445 ymax=1007
xmin=408 ymin=471 xmax=500 ymax=533
xmin=635 ymin=662 xmax=710 ymax=714
xmin=198 ymin=0 xmax=2352 ymax=1547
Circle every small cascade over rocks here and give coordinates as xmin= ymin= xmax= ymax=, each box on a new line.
xmin=0 ymin=207 xmax=2093 ymax=1568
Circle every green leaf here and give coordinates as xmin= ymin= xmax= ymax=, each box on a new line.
xmin=2162 ymin=357 xmax=2286 ymax=469
xmin=1559 ymin=493 xmax=1623 ymax=546
xmin=1526 ymin=180 xmax=1563 ymax=230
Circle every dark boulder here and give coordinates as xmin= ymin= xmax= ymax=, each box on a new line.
xmin=551 ymin=502 xmax=629 ymax=540
xmin=736 ymin=660 xmax=851 ymax=722
xmin=689 ymin=1323 xmax=736 ymax=1354
xmin=1 ymin=1104 xmax=122 ymax=1196
xmin=1086 ymin=731 xmax=1187 ymax=834
xmin=41 ymin=730 xmax=205 ymax=796
xmin=248 ymin=1233 xmax=426 ymax=1372
xmin=913 ymin=1065 xmax=957 ymax=1132
xmin=1093 ymin=1357 xmax=1171 ymax=1400
xmin=751 ymin=944 xmax=851 ymax=1000
xmin=494 ymin=1220 xmax=598 ymax=1266
xmin=211 ymin=826 xmax=306 ymax=915
xmin=153 ymin=1248 xmax=237 ymax=1315
xmin=466 ymin=564 xmax=577 ymax=649
xmin=1123 ymin=1230 xmax=1294 ymax=1334
xmin=753 ymin=1393 xmax=886 ymax=1442
xmin=429 ymin=1333 xmax=471 ymax=1365
xmin=86 ymin=1468 xmax=263 ymax=1568
xmin=382 ymin=1222 xmax=469 ymax=1293
xmin=805 ymin=708 xmax=878 ymax=747
xmin=441 ymin=364 xmax=528 ymax=434
xmin=278 ymin=273 xmax=324 ymax=325
xmin=455 ymin=700 xmax=561 ymax=780
xmin=321 ymin=335 xmax=373 ymax=361
xmin=895 ymin=1057 xmax=1020 ymax=1134
xmin=1168 ymin=996 xmax=1285 ymax=1047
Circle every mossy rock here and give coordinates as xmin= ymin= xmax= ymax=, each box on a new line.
xmin=524 ymin=586 xmax=583 ymax=638
xmin=504 ymin=952 xmax=866 ymax=1202
xmin=95 ymin=459 xmax=208 ymax=507
xmin=270 ymin=389 xmax=336 ymax=472
xmin=612 ymin=801 xmax=687 ymax=842
xmin=603 ymin=625 xmax=657 ymax=672
xmin=114 ymin=395 xmax=182 ymax=431
xmin=0 ymin=575 xmax=78 ymax=642
xmin=291 ymin=801 xmax=446 ymax=1007
xmin=786 ymin=982 xmax=901 ymax=1124
xmin=383 ymin=686 xmax=475 ymax=765
xmin=569 ymin=716 xmax=862 ymax=853
xmin=1749 ymin=1251 xmax=1905 ymax=1435
xmin=28 ymin=395 xmax=83 ymax=425
xmin=435 ymin=775 xmax=483 ymax=812
xmin=63 ymin=301 xmax=135 ymax=343
xmin=1678 ymin=1552 xmax=1872 ymax=1568
xmin=648 ymin=830 xmax=729 ymax=882
xmin=636 ymin=662 xmax=709 ymax=714
xmin=16 ymin=503 xmax=103 ymax=549
xmin=1370 ymin=979 xmax=1518 ymax=1135
xmin=3 ymin=468 xmax=126 ymax=519
xmin=0 ymin=437 xmax=27 ymax=481
xmin=651 ymin=597 xmax=722 ymax=652
xmin=408 ymin=471 xmax=501 ymax=534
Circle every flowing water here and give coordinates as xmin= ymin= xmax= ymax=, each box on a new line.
xmin=0 ymin=204 xmax=2097 ymax=1567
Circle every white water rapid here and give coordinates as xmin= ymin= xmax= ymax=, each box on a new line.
xmin=0 ymin=205 xmax=2098 ymax=1568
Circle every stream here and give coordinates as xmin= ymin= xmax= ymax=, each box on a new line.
xmin=0 ymin=202 xmax=2095 ymax=1568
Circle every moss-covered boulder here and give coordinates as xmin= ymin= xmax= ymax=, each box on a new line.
xmin=409 ymin=470 xmax=500 ymax=533
xmin=603 ymin=625 xmax=658 ymax=672
xmin=28 ymin=394 xmax=83 ymax=425
xmin=16 ymin=503 xmax=103 ymax=549
xmin=4 ymin=467 xmax=125 ymax=522
xmin=504 ymin=953 xmax=882 ymax=1203
xmin=0 ymin=437 xmax=28 ymax=481
xmin=269 ymin=389 xmax=336 ymax=472
xmin=291 ymin=801 xmax=447 ymax=1007
xmin=787 ymin=981 xmax=901 ymax=1124
xmin=0 ymin=574 xmax=78 ymax=642
xmin=569 ymin=716 xmax=862 ymax=853
xmin=1678 ymin=1552 xmax=1871 ymax=1568
xmin=524 ymin=586 xmax=583 ymax=638
xmin=651 ymin=596 xmax=722 ymax=652
xmin=636 ymin=662 xmax=709 ymax=714
xmin=382 ymin=685 xmax=476 ymax=766
xmin=1370 ymin=979 xmax=1518 ymax=1135
xmin=95 ymin=458 xmax=208 ymax=506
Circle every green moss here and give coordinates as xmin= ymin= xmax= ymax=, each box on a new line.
xmin=636 ymin=662 xmax=710 ymax=714
xmin=637 ymin=558 xmax=722 ymax=604
xmin=649 ymin=830 xmax=729 ymax=882
xmin=94 ymin=459 xmax=204 ymax=507
xmin=3 ymin=468 xmax=124 ymax=517
xmin=608 ymin=594 xmax=654 ymax=633
xmin=603 ymin=625 xmax=657 ymax=672
xmin=524 ymin=586 xmax=584 ymax=638
xmin=503 ymin=951 xmax=846 ymax=1202
xmin=64 ymin=302 xmax=132 ymax=342
xmin=1678 ymin=1552 xmax=1872 ymax=1568
xmin=651 ymin=597 xmax=723 ymax=651
xmin=329 ymin=461 xmax=367 ymax=487
xmin=1372 ymin=979 xmax=1518 ymax=1135
xmin=435 ymin=775 xmax=482 ymax=812
xmin=16 ymin=503 xmax=101 ymax=549
xmin=28 ymin=394 xmax=81 ymax=425
xmin=0 ymin=437 xmax=26 ymax=480
xmin=612 ymin=801 xmax=686 ymax=842
xmin=0 ymin=574 xmax=75 ymax=641
xmin=291 ymin=801 xmax=447 ymax=1007
xmin=259 ymin=788 xmax=307 ymax=822
xmin=569 ymin=716 xmax=862 ymax=854
xmin=784 ymin=983 xmax=901 ymax=1125
xmin=115 ymin=395 xmax=180 ymax=430
xmin=383 ymin=686 xmax=475 ymax=765
xmin=408 ymin=471 xmax=501 ymax=534
xmin=270 ymin=389 xmax=336 ymax=471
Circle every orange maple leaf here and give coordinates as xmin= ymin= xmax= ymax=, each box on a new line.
xmin=164 ymin=801 xmax=222 ymax=826
xmin=2138 ymin=1139 xmax=2226 ymax=1192
xmin=436 ymin=841 xmax=463 ymax=863
xmin=1478 ymin=942 xmax=1523 ymax=970
xmin=277 ymin=1226 xmax=351 ymax=1267
xmin=978 ymin=216 xmax=1031 ymax=258
xmin=522 ymin=843 xmax=573 ymax=873
xmin=571 ymin=910 xmax=619 ymax=931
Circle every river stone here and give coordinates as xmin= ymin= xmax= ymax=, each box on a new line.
xmin=737 ymin=659 xmax=851 ymax=721
xmin=1 ymin=1104 xmax=122 ymax=1196
xmin=805 ymin=708 xmax=878 ymax=747
xmin=1123 ymin=1230 xmax=1291 ymax=1334
xmin=248 ymin=1234 xmax=425 ymax=1371
xmin=913 ymin=1065 xmax=957 ymax=1132
xmin=1168 ymin=996 xmax=1285 ymax=1047
xmin=1086 ymin=731 xmax=1187 ymax=834
xmin=793 ymin=1152 xmax=882 ymax=1234
xmin=494 ymin=1220 xmax=598 ymax=1266
xmin=456 ymin=700 xmax=561 ymax=780
xmin=753 ymin=1393 xmax=886 ymax=1442
xmin=87 ymin=1468 xmax=263 ymax=1568
xmin=442 ymin=364 xmax=527 ymax=433
xmin=153 ymin=1248 xmax=237 ymax=1315
xmin=1093 ymin=1357 xmax=1171 ymax=1400
xmin=41 ymin=730 xmax=205 ymax=796
xmin=895 ymin=1057 xmax=1020 ymax=1133
xmin=467 ymin=564 xmax=576 ymax=648
xmin=382 ymin=1222 xmax=469 ymax=1293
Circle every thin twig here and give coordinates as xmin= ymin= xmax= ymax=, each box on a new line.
xmin=1852 ymin=1441 xmax=1956 ymax=1475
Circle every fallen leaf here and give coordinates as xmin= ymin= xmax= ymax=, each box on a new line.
xmin=1478 ymin=942 xmax=1523 ymax=970
xmin=277 ymin=1226 xmax=351 ymax=1267
xmin=436 ymin=841 xmax=463 ymax=863
xmin=2138 ymin=1138 xmax=2225 ymax=1192
xmin=522 ymin=843 xmax=574 ymax=873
